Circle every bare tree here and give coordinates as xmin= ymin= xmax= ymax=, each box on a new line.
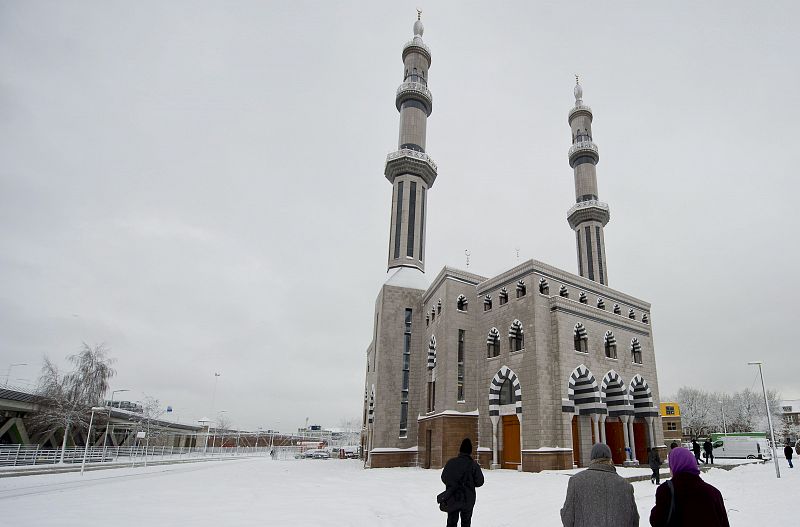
xmin=216 ymin=414 xmax=232 ymax=447
xmin=675 ymin=387 xmax=712 ymax=439
xmin=31 ymin=343 xmax=116 ymax=462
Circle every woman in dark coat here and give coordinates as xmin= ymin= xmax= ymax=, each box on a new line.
xmin=785 ymin=442 xmax=794 ymax=468
xmin=648 ymin=447 xmax=662 ymax=485
xmin=440 ymin=438 xmax=484 ymax=527
xmin=650 ymin=447 xmax=729 ymax=527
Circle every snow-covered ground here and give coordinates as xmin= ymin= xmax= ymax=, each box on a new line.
xmin=0 ymin=457 xmax=794 ymax=526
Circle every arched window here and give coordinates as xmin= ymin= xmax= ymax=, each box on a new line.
xmin=559 ymin=285 xmax=569 ymax=298
xmin=642 ymin=313 xmax=649 ymax=324
xmin=631 ymin=338 xmax=642 ymax=364
xmin=499 ymin=377 xmax=514 ymax=405
xmin=426 ymin=315 xmax=429 ymax=327
xmin=538 ymin=278 xmax=549 ymax=295
xmin=613 ymin=304 xmax=621 ymax=315
xmin=486 ymin=327 xmax=500 ymax=357
xmin=574 ymin=323 xmax=588 ymax=352
xmin=628 ymin=308 xmax=636 ymax=320
xmin=597 ymin=297 xmax=606 ymax=309
xmin=516 ymin=280 xmax=527 ymax=298
xmin=604 ymin=331 xmax=617 ymax=359
xmin=430 ymin=307 xmax=435 ymax=322
xmin=483 ymin=294 xmax=492 ymax=311
xmin=456 ymin=294 xmax=468 ymax=311
xmin=427 ymin=335 xmax=437 ymax=370
xmin=437 ymin=299 xmax=442 ymax=315
xmin=579 ymin=292 xmax=588 ymax=304
xmin=509 ymin=319 xmax=524 ymax=351
xmin=499 ymin=287 xmax=509 ymax=305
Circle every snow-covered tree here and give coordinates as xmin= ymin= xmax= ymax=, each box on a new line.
xmin=31 ymin=343 xmax=116 ymax=462
xmin=675 ymin=387 xmax=712 ymax=438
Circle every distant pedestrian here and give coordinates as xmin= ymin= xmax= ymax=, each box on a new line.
xmin=670 ymin=441 xmax=677 ymax=450
xmin=439 ymin=438 xmax=484 ymax=527
xmin=269 ymin=449 xmax=275 ymax=459
xmin=702 ymin=438 xmax=714 ymax=464
xmin=648 ymin=447 xmax=662 ymax=485
xmin=785 ymin=441 xmax=794 ymax=468
xmin=650 ymin=447 xmax=730 ymax=527
xmin=560 ymin=443 xmax=639 ymax=527
xmin=692 ymin=439 xmax=701 ymax=464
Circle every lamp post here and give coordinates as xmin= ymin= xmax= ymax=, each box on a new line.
xmin=212 ymin=410 xmax=226 ymax=455
xmin=102 ymin=389 xmax=129 ymax=458
xmin=718 ymin=399 xmax=727 ymax=435
xmin=3 ymin=363 xmax=26 ymax=386
xmin=81 ymin=406 xmax=108 ymax=476
xmin=254 ymin=427 xmax=261 ymax=452
xmin=198 ymin=418 xmax=210 ymax=455
xmin=748 ymin=361 xmax=780 ymax=479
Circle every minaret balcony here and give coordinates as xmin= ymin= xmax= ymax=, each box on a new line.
xmin=402 ymin=37 xmax=432 ymax=64
xmin=568 ymin=103 xmax=593 ymax=123
xmin=567 ymin=199 xmax=610 ymax=228
xmin=568 ymin=140 xmax=599 ymax=167
xmin=396 ymin=82 xmax=433 ymax=115
xmin=385 ymin=148 xmax=438 ymax=188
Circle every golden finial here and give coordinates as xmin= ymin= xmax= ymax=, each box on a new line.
xmin=417 ymin=8 xmax=422 ymax=20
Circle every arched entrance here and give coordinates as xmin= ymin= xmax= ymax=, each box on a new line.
xmin=566 ymin=365 xmax=601 ymax=467
xmin=489 ymin=366 xmax=521 ymax=469
xmin=600 ymin=370 xmax=628 ymax=464
xmin=629 ymin=375 xmax=658 ymax=462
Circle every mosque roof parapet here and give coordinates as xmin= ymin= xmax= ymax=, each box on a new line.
xmin=396 ymin=81 xmax=433 ymax=115
xmin=568 ymin=140 xmax=599 ymax=166
xmin=566 ymin=199 xmax=610 ymax=228
xmin=385 ymin=148 xmax=438 ymax=187
xmin=568 ymin=104 xmax=593 ymax=122
xmin=548 ymin=296 xmax=652 ymax=336
xmin=422 ymin=266 xmax=489 ymax=303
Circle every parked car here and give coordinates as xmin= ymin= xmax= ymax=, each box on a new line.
xmin=303 ymin=449 xmax=330 ymax=459
xmin=712 ymin=436 xmax=772 ymax=460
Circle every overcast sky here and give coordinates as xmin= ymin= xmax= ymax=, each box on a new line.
xmin=1 ymin=1 xmax=798 ymax=433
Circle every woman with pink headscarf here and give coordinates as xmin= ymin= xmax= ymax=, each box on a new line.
xmin=649 ymin=447 xmax=729 ymax=526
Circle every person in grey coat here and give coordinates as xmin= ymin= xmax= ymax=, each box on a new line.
xmin=560 ymin=443 xmax=639 ymax=527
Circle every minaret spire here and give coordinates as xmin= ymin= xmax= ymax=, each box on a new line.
xmin=567 ymin=78 xmax=611 ymax=285
xmin=384 ymin=15 xmax=437 ymax=273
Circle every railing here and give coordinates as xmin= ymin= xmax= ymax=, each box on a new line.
xmin=385 ymin=148 xmax=438 ymax=171
xmin=566 ymin=199 xmax=610 ymax=218
xmin=568 ymin=140 xmax=599 ymax=159
xmin=403 ymin=37 xmax=431 ymax=57
xmin=0 ymin=444 xmax=302 ymax=468
xmin=396 ymin=81 xmax=433 ymax=103
xmin=568 ymin=103 xmax=593 ymax=119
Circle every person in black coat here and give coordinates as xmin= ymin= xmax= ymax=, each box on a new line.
xmin=440 ymin=438 xmax=484 ymax=527
xmin=648 ymin=447 xmax=662 ymax=485
xmin=692 ymin=439 xmax=701 ymax=464
xmin=702 ymin=438 xmax=714 ymax=464
xmin=785 ymin=441 xmax=794 ymax=468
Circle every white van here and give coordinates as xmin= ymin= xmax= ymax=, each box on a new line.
xmin=712 ymin=436 xmax=772 ymax=460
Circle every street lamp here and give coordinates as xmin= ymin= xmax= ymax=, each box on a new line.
xmin=3 ymin=363 xmax=27 ymax=386
xmin=718 ymin=399 xmax=727 ymax=435
xmin=102 ymin=389 xmax=130 ymax=456
xmin=748 ymin=361 xmax=780 ymax=479
xmin=81 ymin=406 xmax=108 ymax=476
xmin=198 ymin=418 xmax=211 ymax=455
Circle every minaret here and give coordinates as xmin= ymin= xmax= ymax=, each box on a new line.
xmin=567 ymin=77 xmax=610 ymax=285
xmin=385 ymin=12 xmax=437 ymax=273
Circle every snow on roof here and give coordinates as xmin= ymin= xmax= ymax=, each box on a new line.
xmin=371 ymin=446 xmax=419 ymax=453
xmin=385 ymin=267 xmax=428 ymax=290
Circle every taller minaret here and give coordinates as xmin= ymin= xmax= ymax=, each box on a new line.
xmin=567 ymin=77 xmax=610 ymax=285
xmin=385 ymin=13 xmax=437 ymax=273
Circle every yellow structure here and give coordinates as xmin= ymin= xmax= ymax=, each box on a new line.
xmin=660 ymin=402 xmax=682 ymax=445
xmin=660 ymin=402 xmax=680 ymax=417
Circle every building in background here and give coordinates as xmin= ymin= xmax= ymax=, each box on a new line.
xmin=659 ymin=402 xmax=682 ymax=446
xmin=361 ymin=15 xmax=666 ymax=472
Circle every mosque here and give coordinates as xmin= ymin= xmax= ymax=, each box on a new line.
xmin=361 ymin=15 xmax=665 ymax=471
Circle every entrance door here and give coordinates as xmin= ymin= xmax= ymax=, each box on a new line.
xmin=606 ymin=420 xmax=626 ymax=464
xmin=424 ymin=429 xmax=432 ymax=469
xmin=633 ymin=421 xmax=648 ymax=463
xmin=501 ymin=416 xmax=521 ymax=469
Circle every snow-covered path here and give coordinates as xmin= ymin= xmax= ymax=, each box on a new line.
xmin=0 ymin=458 xmax=795 ymax=526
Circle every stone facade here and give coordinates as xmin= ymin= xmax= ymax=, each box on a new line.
xmin=361 ymin=18 xmax=666 ymax=473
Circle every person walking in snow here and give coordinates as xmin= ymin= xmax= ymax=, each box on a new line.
xmin=785 ymin=441 xmax=794 ymax=468
xmin=560 ymin=443 xmax=639 ymax=527
xmin=648 ymin=447 xmax=662 ymax=485
xmin=692 ymin=439 xmax=701 ymax=464
xmin=650 ymin=447 xmax=729 ymax=527
xmin=439 ymin=438 xmax=484 ymax=527
xmin=702 ymin=438 xmax=714 ymax=464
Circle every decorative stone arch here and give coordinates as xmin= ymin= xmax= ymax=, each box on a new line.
xmin=368 ymin=385 xmax=375 ymax=424
xmin=631 ymin=338 xmax=643 ymax=364
xmin=629 ymin=375 xmax=657 ymax=416
xmin=579 ymin=292 xmax=588 ymax=304
xmin=427 ymin=335 xmax=437 ymax=369
xmin=456 ymin=294 xmax=468 ymax=311
xmin=516 ymin=280 xmax=527 ymax=297
xmin=508 ymin=319 xmax=524 ymax=351
xmin=604 ymin=330 xmax=617 ymax=358
xmin=597 ymin=297 xmax=605 ymax=309
xmin=559 ymin=285 xmax=569 ymax=298
xmin=538 ymin=277 xmax=549 ymax=295
xmin=563 ymin=364 xmax=602 ymax=414
xmin=486 ymin=327 xmax=500 ymax=357
xmin=600 ymin=370 xmax=628 ymax=414
xmin=488 ymin=365 xmax=522 ymax=417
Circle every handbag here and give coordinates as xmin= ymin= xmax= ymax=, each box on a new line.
xmin=437 ymin=468 xmax=469 ymax=513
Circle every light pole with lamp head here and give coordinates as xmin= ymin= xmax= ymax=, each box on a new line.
xmin=198 ymin=418 xmax=210 ymax=455
xmin=718 ymin=398 xmax=727 ymax=435
xmin=102 ymin=389 xmax=129 ymax=457
xmin=748 ymin=361 xmax=780 ymax=478
xmin=81 ymin=406 xmax=108 ymax=475
xmin=3 ymin=363 xmax=27 ymax=386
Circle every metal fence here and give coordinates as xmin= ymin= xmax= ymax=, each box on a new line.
xmin=0 ymin=444 xmax=303 ymax=468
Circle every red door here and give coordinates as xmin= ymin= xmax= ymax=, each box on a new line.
xmin=571 ymin=416 xmax=581 ymax=467
xmin=605 ymin=421 xmax=626 ymax=464
xmin=633 ymin=421 xmax=648 ymax=463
